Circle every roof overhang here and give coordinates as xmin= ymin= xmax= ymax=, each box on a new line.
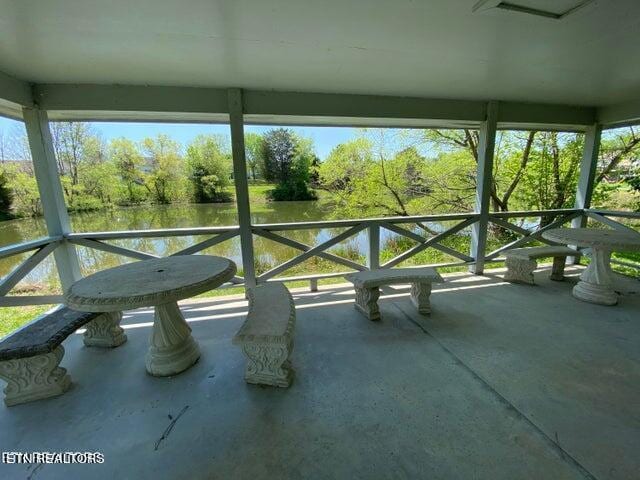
xmin=1 ymin=73 xmax=638 ymax=130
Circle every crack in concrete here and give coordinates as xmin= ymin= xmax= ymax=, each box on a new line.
xmin=392 ymin=302 xmax=599 ymax=480
xmin=154 ymin=405 xmax=189 ymax=451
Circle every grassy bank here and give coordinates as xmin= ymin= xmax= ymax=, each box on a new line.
xmin=0 ymin=305 xmax=51 ymax=338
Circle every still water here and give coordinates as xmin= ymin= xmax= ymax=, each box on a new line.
xmin=0 ymin=202 xmax=389 ymax=292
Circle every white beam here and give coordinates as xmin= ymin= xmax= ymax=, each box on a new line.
xmin=0 ymin=70 xmax=32 ymax=107
xmin=30 ymin=83 xmax=599 ymax=127
xmin=597 ymin=99 xmax=640 ymax=128
xmin=33 ymin=84 xmax=228 ymax=114
xmin=243 ymin=90 xmax=487 ymax=122
xmin=228 ymin=88 xmax=256 ymax=288
xmin=469 ymin=101 xmax=499 ymax=274
xmin=497 ymin=101 xmax=595 ymax=126
xmin=0 ymin=98 xmax=25 ymax=121
xmin=22 ymin=108 xmax=81 ymax=290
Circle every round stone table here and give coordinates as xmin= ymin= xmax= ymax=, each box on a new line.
xmin=542 ymin=228 xmax=640 ymax=306
xmin=65 ymin=255 xmax=237 ymax=376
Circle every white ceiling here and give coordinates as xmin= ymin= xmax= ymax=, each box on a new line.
xmin=0 ymin=0 xmax=639 ymax=107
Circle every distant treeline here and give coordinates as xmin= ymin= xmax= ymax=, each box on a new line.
xmin=0 ymin=125 xmax=319 ymax=218
xmin=0 ymin=123 xmax=638 ymax=221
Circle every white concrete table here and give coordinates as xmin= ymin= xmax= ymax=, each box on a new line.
xmin=542 ymin=228 xmax=640 ymax=305
xmin=65 ymin=255 xmax=237 ymax=376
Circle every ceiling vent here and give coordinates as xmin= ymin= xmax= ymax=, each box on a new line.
xmin=472 ymin=0 xmax=595 ymax=19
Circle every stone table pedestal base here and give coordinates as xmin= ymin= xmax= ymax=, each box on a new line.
xmin=573 ymin=249 xmax=618 ymax=306
xmin=145 ymin=302 xmax=200 ymax=377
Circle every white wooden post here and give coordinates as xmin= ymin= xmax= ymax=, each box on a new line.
xmin=228 ymin=89 xmax=256 ymax=288
xmin=469 ymin=101 xmax=499 ymax=274
xmin=367 ymin=222 xmax=380 ymax=270
xmin=569 ymin=124 xmax=602 ymax=264
xmin=22 ymin=107 xmax=81 ymax=290
xmin=573 ymin=124 xmax=602 ymax=226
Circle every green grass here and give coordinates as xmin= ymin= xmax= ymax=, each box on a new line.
xmin=0 ymin=305 xmax=52 ymax=339
xmin=247 ymin=183 xmax=275 ymax=204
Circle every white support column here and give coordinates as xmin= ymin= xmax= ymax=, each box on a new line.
xmin=469 ymin=101 xmax=499 ymax=274
xmin=22 ymin=107 xmax=81 ymax=290
xmin=569 ymin=124 xmax=602 ymax=264
xmin=228 ymin=89 xmax=256 ymax=288
xmin=367 ymin=222 xmax=380 ymax=270
xmin=572 ymin=124 xmax=603 ymax=227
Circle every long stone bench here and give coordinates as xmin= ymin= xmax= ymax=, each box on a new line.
xmin=345 ymin=267 xmax=444 ymax=321
xmin=0 ymin=307 xmax=126 ymax=406
xmin=504 ymin=245 xmax=576 ymax=285
xmin=233 ymin=283 xmax=296 ymax=388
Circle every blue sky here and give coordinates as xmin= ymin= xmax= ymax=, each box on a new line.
xmin=0 ymin=116 xmax=358 ymax=160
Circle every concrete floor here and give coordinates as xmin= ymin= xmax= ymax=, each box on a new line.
xmin=1 ymin=267 xmax=639 ymax=480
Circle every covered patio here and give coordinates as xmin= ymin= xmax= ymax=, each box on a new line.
xmin=1 ymin=267 xmax=639 ymax=479
xmin=1 ymin=1 xmax=640 ymax=479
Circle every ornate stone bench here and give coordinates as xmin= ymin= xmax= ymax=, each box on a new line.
xmin=344 ymin=267 xmax=444 ymax=321
xmin=233 ymin=283 xmax=296 ymax=388
xmin=504 ymin=245 xmax=576 ymax=285
xmin=0 ymin=307 xmax=126 ymax=406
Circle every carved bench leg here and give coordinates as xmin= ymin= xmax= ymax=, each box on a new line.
xmin=0 ymin=346 xmax=71 ymax=407
xmin=241 ymin=340 xmax=294 ymax=388
xmin=354 ymin=286 xmax=380 ymax=321
xmin=83 ymin=312 xmax=127 ymax=348
xmin=550 ymin=256 xmax=567 ymax=281
xmin=410 ymin=282 xmax=432 ymax=314
xmin=505 ymin=257 xmax=537 ymax=285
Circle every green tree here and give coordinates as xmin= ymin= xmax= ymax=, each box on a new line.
xmin=597 ymin=127 xmax=640 ymax=183
xmin=318 ymin=132 xmax=426 ymax=217
xmin=0 ymin=169 xmax=14 ymax=219
xmin=262 ymin=128 xmax=296 ymax=183
xmin=185 ymin=134 xmax=232 ymax=203
xmin=509 ymin=132 xmax=583 ymax=212
xmin=50 ymin=122 xmax=100 ymax=185
xmin=109 ymin=138 xmax=148 ymax=204
xmin=141 ymin=134 xmax=183 ymax=204
xmin=78 ymin=161 xmax=118 ymax=207
xmin=262 ymin=128 xmax=317 ymax=201
xmin=244 ymin=133 xmax=264 ymax=180
xmin=3 ymin=164 xmax=41 ymax=217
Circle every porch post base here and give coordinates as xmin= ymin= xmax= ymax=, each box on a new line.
xmin=0 ymin=346 xmax=71 ymax=407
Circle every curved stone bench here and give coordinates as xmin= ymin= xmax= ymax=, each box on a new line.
xmin=233 ymin=283 xmax=296 ymax=388
xmin=345 ymin=267 xmax=444 ymax=321
xmin=0 ymin=307 xmax=126 ymax=406
xmin=504 ymin=245 xmax=576 ymax=285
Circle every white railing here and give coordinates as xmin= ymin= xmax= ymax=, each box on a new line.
xmin=584 ymin=209 xmax=640 ymax=271
xmin=0 ymin=208 xmax=638 ymax=308
xmin=0 ymin=236 xmax=65 ymax=306
xmin=253 ymin=212 xmax=478 ymax=284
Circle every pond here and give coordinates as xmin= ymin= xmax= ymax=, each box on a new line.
xmin=0 ymin=201 xmax=469 ymax=293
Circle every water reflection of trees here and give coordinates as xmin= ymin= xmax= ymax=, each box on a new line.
xmin=0 ymin=202 xmax=486 ymax=284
